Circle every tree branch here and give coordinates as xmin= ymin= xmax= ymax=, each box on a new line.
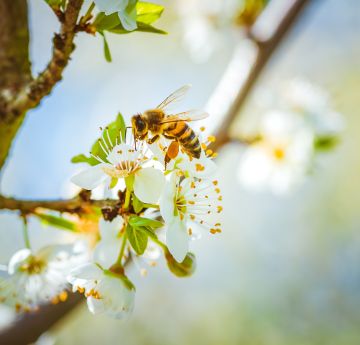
xmin=0 ymin=0 xmax=32 ymax=171
xmin=208 ymin=0 xmax=309 ymax=152
xmin=0 ymin=0 xmax=84 ymax=170
xmin=0 ymin=194 xmax=119 ymax=215
xmin=0 ymin=0 xmax=310 ymax=342
xmin=11 ymin=0 xmax=84 ymax=113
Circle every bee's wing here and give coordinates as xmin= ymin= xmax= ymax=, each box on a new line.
xmin=160 ymin=110 xmax=209 ymax=124
xmin=157 ymin=84 xmax=192 ymax=110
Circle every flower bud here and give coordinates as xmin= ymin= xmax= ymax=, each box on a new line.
xmin=165 ymin=250 xmax=196 ymax=277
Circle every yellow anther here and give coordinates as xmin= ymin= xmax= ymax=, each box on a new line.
xmin=207 ymin=135 xmax=216 ymax=142
xmin=59 ymin=291 xmax=68 ymax=302
xmin=195 ymin=164 xmax=205 ymax=172
xmin=206 ymin=149 xmax=213 ymax=156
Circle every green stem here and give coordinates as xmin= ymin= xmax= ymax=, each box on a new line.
xmin=123 ymin=189 xmax=131 ymax=210
xmin=151 ymin=236 xmax=166 ymax=250
xmin=143 ymin=203 xmax=159 ymax=209
xmin=22 ymin=216 xmax=31 ymax=249
xmin=116 ymin=233 xmax=128 ymax=266
xmin=80 ymin=1 xmax=95 ymax=24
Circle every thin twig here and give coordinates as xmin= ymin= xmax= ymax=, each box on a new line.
xmin=10 ymin=0 xmax=84 ymax=114
xmin=208 ymin=0 xmax=309 ymax=152
xmin=0 ymin=194 xmax=119 ymax=215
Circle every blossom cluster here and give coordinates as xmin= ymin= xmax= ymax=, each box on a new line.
xmin=238 ymin=78 xmax=344 ymax=194
xmin=176 ymin=0 xmax=266 ymax=61
xmin=0 ymin=113 xmax=222 ymax=318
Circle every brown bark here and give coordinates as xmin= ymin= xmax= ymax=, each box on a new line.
xmin=0 ymin=0 xmax=32 ymax=170
xmin=0 ymin=194 xmax=120 ymax=215
xmin=0 ymin=0 xmax=84 ymax=170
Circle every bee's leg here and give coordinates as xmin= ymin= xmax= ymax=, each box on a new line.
xmin=147 ymin=135 xmax=160 ymax=145
xmin=165 ymin=141 xmax=179 ymax=169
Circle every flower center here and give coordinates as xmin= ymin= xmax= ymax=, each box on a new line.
xmin=272 ymin=146 xmax=286 ymax=161
xmin=85 ymin=288 xmax=101 ymax=299
xmin=102 ymin=160 xmax=139 ymax=179
xmin=20 ymin=257 xmax=46 ymax=275
xmin=175 ymin=194 xmax=187 ymax=220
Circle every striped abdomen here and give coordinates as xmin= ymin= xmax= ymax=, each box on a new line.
xmin=163 ymin=122 xmax=201 ymax=159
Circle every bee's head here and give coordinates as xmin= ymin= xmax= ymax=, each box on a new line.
xmin=131 ymin=114 xmax=148 ymax=139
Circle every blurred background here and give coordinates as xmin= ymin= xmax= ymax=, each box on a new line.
xmin=1 ymin=0 xmax=360 ymax=344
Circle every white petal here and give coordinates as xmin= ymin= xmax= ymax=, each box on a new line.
xmin=159 ymin=173 xmax=177 ymax=223
xmin=134 ymin=167 xmax=165 ymax=204
xmin=99 ymin=216 xmax=124 ymax=239
xmin=94 ymin=0 xmax=128 ymax=14
xmin=118 ymin=7 xmax=137 ymax=32
xmin=93 ymin=241 xmax=120 ymax=269
xmin=87 ymin=296 xmax=105 ymax=315
xmin=98 ymin=275 xmax=135 ymax=318
xmin=71 ymin=164 xmax=108 ymax=190
xmin=166 ymin=217 xmax=189 ymax=263
xmin=8 ymin=248 xmax=32 ymax=274
xmin=68 ymin=263 xmax=103 ymax=281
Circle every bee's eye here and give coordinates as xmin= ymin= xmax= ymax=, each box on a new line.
xmin=136 ymin=118 xmax=146 ymax=132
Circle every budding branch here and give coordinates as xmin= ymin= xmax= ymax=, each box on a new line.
xmin=0 ymin=0 xmax=310 ymax=342
xmin=0 ymin=0 xmax=84 ymax=170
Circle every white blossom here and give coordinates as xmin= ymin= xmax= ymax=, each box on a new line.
xmin=160 ymin=173 xmax=222 ymax=262
xmin=68 ymin=263 xmax=135 ymax=319
xmin=282 ymin=78 xmax=344 ymax=136
xmin=71 ymin=137 xmax=165 ymax=204
xmin=148 ymin=137 xmax=217 ymax=178
xmin=238 ymin=110 xmax=314 ymax=194
xmin=0 ymin=244 xmax=87 ymax=311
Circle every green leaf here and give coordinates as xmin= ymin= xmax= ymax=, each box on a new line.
xmin=100 ymin=32 xmax=112 ymax=62
xmin=94 ymin=12 xmax=120 ymax=31
xmin=109 ymin=22 xmax=167 ymax=35
xmin=71 ymin=154 xmax=98 ymax=166
xmin=126 ymin=224 xmax=148 ymax=255
xmin=71 ymin=113 xmax=126 ymax=165
xmin=136 ymin=2 xmax=164 ymax=24
xmin=314 ymin=136 xmax=339 ymax=151
xmin=128 ymin=215 xmax=163 ymax=229
xmin=165 ymin=251 xmax=196 ymax=277
xmin=94 ymin=1 xmax=165 ymax=33
xmin=132 ymin=194 xmax=144 ymax=213
xmin=35 ymin=214 xmax=78 ymax=232
xmin=137 ymin=226 xmax=158 ymax=240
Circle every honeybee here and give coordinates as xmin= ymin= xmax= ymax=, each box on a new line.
xmin=131 ymin=85 xmax=209 ymax=165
